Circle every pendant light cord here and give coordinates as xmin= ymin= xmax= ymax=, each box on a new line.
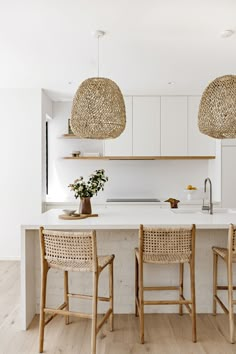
xmin=95 ymin=30 xmax=105 ymax=78
xmin=97 ymin=35 xmax=100 ymax=77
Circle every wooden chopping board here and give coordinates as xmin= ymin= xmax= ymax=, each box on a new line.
xmin=59 ymin=213 xmax=98 ymax=220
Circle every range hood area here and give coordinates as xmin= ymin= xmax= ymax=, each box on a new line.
xmin=106 ymin=198 xmax=161 ymax=202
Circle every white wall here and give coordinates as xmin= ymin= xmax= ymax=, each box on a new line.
xmin=0 ymin=89 xmax=44 ymax=259
xmin=48 ymin=101 xmax=212 ymax=204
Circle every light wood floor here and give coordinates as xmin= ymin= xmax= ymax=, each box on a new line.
xmin=1 ymin=261 xmax=236 ymax=354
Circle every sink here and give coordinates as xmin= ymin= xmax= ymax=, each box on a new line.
xmin=171 ymin=208 xmax=236 ymax=215
xmin=201 ymin=208 xmax=236 ymax=214
xmin=200 ymin=208 xmax=227 ymax=214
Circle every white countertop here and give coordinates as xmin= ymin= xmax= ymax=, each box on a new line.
xmin=44 ymin=200 xmax=221 ymax=206
xmin=22 ymin=205 xmax=236 ymax=230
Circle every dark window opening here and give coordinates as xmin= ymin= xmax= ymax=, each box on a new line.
xmin=46 ymin=122 xmax=48 ymax=195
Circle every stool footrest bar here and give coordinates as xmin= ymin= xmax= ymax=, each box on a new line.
xmin=68 ymin=293 xmax=110 ymax=302
xmin=143 ymin=300 xmax=192 ymax=305
xmin=217 ymin=286 xmax=236 ymax=290
xmin=180 ymin=295 xmax=192 ymax=314
xmin=214 ymin=295 xmax=229 ymax=314
xmin=144 ymin=286 xmax=180 ymax=291
xmin=44 ymin=302 xmax=67 ymax=325
xmin=44 ymin=307 xmax=92 ymax=319
xmin=97 ymin=309 xmax=112 ymax=334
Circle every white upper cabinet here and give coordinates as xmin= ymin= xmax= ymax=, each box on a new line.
xmin=221 ymin=147 xmax=236 ymax=207
xmin=221 ymin=139 xmax=236 ymax=146
xmin=188 ymin=96 xmax=215 ymax=156
xmin=161 ymin=96 xmax=188 ymax=156
xmin=104 ymin=96 xmax=133 ymax=156
xmin=104 ymin=95 xmax=215 ymax=158
xmin=133 ymin=96 xmax=161 ymax=156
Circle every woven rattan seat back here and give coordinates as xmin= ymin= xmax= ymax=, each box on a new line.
xmin=140 ymin=225 xmax=194 ymax=260
xmin=41 ymin=229 xmax=97 ymax=271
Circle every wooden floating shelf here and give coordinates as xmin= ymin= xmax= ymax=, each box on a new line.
xmin=64 ymin=156 xmax=107 ymax=160
xmin=62 ymin=134 xmax=79 ymax=138
xmin=63 ymin=156 xmax=216 ymax=160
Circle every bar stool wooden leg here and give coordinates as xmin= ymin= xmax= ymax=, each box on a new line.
xmin=39 ymin=263 xmax=48 ymax=353
xmin=179 ymin=263 xmax=184 ymax=315
xmin=91 ymin=271 xmax=98 ymax=354
xmin=109 ymin=261 xmax=114 ymax=331
xmin=64 ymin=271 xmax=69 ymax=325
xmin=227 ymin=257 xmax=235 ymax=343
xmin=213 ymin=253 xmax=218 ymax=315
xmin=135 ymin=255 xmax=139 ymax=317
xmin=190 ymin=260 xmax=197 ymax=343
xmin=139 ymin=261 xmax=144 ymax=344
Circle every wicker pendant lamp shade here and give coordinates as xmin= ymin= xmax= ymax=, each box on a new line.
xmin=70 ymin=30 xmax=126 ymax=139
xmin=198 ymin=75 xmax=236 ymax=139
xmin=71 ymin=77 xmax=126 ymax=139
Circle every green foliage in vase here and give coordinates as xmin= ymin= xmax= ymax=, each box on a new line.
xmin=68 ymin=169 xmax=108 ymax=199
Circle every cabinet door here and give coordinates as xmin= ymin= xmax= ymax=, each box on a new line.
xmin=161 ymin=96 xmax=188 ymax=156
xmin=133 ymin=97 xmax=161 ymax=156
xmin=104 ymin=96 xmax=132 ymax=156
xmin=221 ymin=139 xmax=236 ymax=146
xmin=188 ymin=96 xmax=215 ymax=156
xmin=222 ymin=147 xmax=236 ymax=207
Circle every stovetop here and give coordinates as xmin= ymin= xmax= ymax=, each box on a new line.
xmin=106 ymin=198 xmax=160 ymax=202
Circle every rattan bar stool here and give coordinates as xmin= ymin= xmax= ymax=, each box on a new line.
xmin=212 ymin=224 xmax=236 ymax=343
xmin=39 ymin=227 xmax=114 ymax=354
xmin=135 ymin=224 xmax=196 ymax=343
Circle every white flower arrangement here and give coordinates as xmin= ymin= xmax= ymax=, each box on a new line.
xmin=68 ymin=169 xmax=108 ymax=199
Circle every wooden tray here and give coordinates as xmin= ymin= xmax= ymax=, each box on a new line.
xmin=59 ymin=213 xmax=98 ymax=220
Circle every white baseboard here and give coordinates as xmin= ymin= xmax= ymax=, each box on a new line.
xmin=0 ymin=257 xmax=20 ymax=261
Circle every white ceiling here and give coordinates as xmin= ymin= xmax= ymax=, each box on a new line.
xmin=0 ymin=0 xmax=235 ymax=100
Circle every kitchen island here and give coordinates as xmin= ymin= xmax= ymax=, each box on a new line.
xmin=21 ymin=205 xmax=236 ymax=330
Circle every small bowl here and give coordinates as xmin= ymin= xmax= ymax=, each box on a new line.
xmin=62 ymin=209 xmax=76 ymax=216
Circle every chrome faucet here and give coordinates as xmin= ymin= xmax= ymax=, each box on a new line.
xmin=202 ymin=177 xmax=213 ymax=214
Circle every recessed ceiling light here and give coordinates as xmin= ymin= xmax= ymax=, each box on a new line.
xmin=220 ymin=29 xmax=234 ymax=38
xmin=168 ymin=81 xmax=175 ymax=85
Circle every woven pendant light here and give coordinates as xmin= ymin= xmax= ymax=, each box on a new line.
xmin=70 ymin=31 xmax=126 ymax=139
xmin=198 ymin=75 xmax=236 ymax=139
xmin=71 ymin=77 xmax=126 ymax=139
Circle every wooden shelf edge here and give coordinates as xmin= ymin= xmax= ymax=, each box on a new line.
xmin=107 ymin=156 xmax=216 ymax=160
xmin=63 ymin=156 xmax=216 ymax=160
xmin=64 ymin=156 xmax=107 ymax=160
xmin=62 ymin=134 xmax=78 ymax=138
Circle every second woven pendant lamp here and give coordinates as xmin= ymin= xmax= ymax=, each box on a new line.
xmin=70 ymin=31 xmax=126 ymax=139
xmin=198 ymin=75 xmax=236 ymax=139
